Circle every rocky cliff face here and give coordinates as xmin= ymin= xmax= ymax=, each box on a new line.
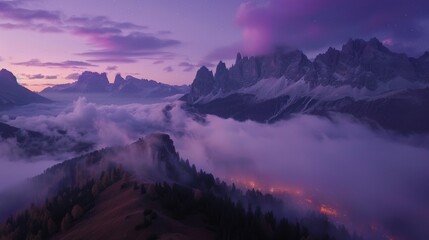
xmin=182 ymin=38 xmax=429 ymax=134
xmin=73 ymin=71 xmax=110 ymax=92
xmin=185 ymin=38 xmax=429 ymax=102
xmin=310 ymin=38 xmax=420 ymax=90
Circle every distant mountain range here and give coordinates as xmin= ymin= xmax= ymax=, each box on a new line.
xmin=182 ymin=38 xmax=429 ymax=134
xmin=0 ymin=69 xmax=50 ymax=109
xmin=42 ymin=71 xmax=189 ymax=98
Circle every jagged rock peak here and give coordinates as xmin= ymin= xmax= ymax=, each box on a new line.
xmin=342 ymin=38 xmax=391 ymax=56
xmin=114 ymin=74 xmax=125 ymax=85
xmin=189 ymin=66 xmax=215 ymax=99
xmin=145 ymin=133 xmax=176 ymax=154
xmin=78 ymin=71 xmax=108 ymax=82
xmin=0 ymin=68 xmax=18 ymax=85
xmin=236 ymin=53 xmax=242 ymax=64
xmin=216 ymin=61 xmax=227 ymax=72
xmin=194 ymin=66 xmax=214 ymax=85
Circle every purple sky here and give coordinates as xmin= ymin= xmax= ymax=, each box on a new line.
xmin=0 ymin=0 xmax=428 ymax=91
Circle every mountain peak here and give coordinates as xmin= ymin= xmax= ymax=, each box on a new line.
xmin=342 ymin=38 xmax=391 ymax=56
xmin=188 ymin=67 xmax=215 ymax=100
xmin=74 ymin=71 xmax=110 ymax=92
xmin=216 ymin=61 xmax=227 ymax=72
xmin=114 ymin=74 xmax=125 ymax=85
xmin=236 ymin=53 xmax=242 ymax=64
xmin=0 ymin=68 xmax=18 ymax=86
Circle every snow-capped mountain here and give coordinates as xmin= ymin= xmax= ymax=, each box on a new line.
xmin=42 ymin=71 xmax=189 ymax=98
xmin=0 ymin=69 xmax=51 ymax=109
xmin=182 ymin=38 xmax=429 ymax=134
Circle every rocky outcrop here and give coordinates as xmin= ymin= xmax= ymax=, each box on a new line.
xmin=187 ymin=66 xmax=215 ymax=101
xmin=0 ymin=69 xmax=50 ymax=108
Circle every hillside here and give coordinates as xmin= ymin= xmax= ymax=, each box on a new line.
xmin=0 ymin=133 xmax=356 ymax=240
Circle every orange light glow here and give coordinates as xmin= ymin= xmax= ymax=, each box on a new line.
xmin=320 ymin=205 xmax=338 ymax=216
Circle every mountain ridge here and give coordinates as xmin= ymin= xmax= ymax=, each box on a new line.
xmin=182 ymin=38 xmax=429 ymax=134
xmin=42 ymin=71 xmax=189 ymax=98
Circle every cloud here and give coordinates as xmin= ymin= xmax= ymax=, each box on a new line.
xmin=0 ymin=22 xmax=63 ymax=32
xmin=0 ymin=1 xmax=180 ymax=63
xmin=163 ymin=66 xmax=174 ymax=72
xmin=24 ymin=74 xmax=44 ymax=79
xmin=66 ymin=16 xmax=179 ymax=63
xmin=178 ymin=61 xmax=216 ymax=72
xmin=45 ymin=75 xmax=57 ymax=79
xmin=153 ymin=60 xmax=164 ymax=64
xmin=178 ymin=62 xmax=195 ymax=72
xmin=0 ymin=1 xmax=61 ymax=23
xmin=236 ymin=0 xmax=429 ymax=55
xmin=0 ymin=1 xmax=62 ymax=33
xmin=67 ymin=16 xmax=146 ymax=31
xmin=106 ymin=66 xmax=117 ymax=71
xmin=13 ymin=59 xmax=97 ymax=68
xmin=2 ymin=97 xmax=429 ymax=240
xmin=21 ymin=73 xmax=58 ymax=80
xmin=65 ymin=73 xmax=80 ymax=80
xmin=77 ymin=32 xmax=180 ymax=63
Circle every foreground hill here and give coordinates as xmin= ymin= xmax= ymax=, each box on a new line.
xmin=0 ymin=133 xmax=356 ymax=240
xmin=0 ymin=69 xmax=50 ymax=109
xmin=42 ymin=72 xmax=189 ymax=98
xmin=182 ymin=38 xmax=429 ymax=134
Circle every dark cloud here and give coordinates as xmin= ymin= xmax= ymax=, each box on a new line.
xmin=24 ymin=74 xmax=44 ymax=79
xmin=0 ymin=1 xmax=180 ymax=63
xmin=21 ymin=74 xmax=57 ymax=80
xmin=153 ymin=60 xmax=164 ymax=64
xmin=67 ymin=16 xmax=180 ymax=63
xmin=0 ymin=1 xmax=62 ymax=33
xmin=0 ymin=22 xmax=63 ymax=32
xmin=13 ymin=59 xmax=97 ymax=68
xmin=236 ymin=0 xmax=429 ymax=55
xmin=178 ymin=61 xmax=215 ymax=72
xmin=45 ymin=75 xmax=58 ymax=79
xmin=0 ymin=1 xmax=61 ymax=23
xmin=178 ymin=62 xmax=195 ymax=72
xmin=163 ymin=66 xmax=174 ymax=72
xmin=86 ymin=58 xmax=137 ymax=63
xmin=80 ymin=50 xmax=176 ymax=63
xmin=79 ymin=32 xmax=180 ymax=52
xmin=65 ymin=73 xmax=80 ymax=80
xmin=105 ymin=66 xmax=117 ymax=71
xmin=66 ymin=16 xmax=146 ymax=31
